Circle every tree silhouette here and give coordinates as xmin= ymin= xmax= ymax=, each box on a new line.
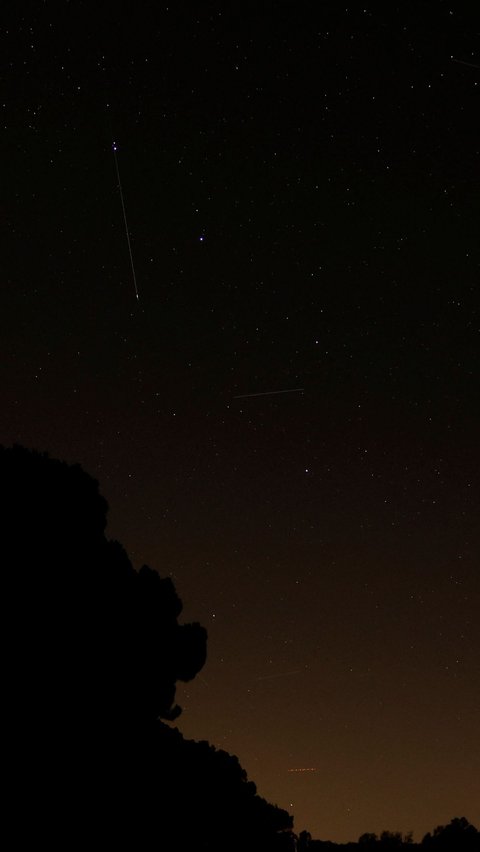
xmin=379 ymin=831 xmax=405 ymax=849
xmin=2 ymin=444 xmax=207 ymax=729
xmin=1 ymin=444 xmax=294 ymax=850
xmin=298 ymin=829 xmax=313 ymax=850
xmin=358 ymin=834 xmax=379 ymax=847
xmin=422 ymin=817 xmax=480 ymax=851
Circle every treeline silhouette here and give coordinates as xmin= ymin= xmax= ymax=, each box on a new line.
xmin=297 ymin=816 xmax=479 ymax=849
xmin=2 ymin=445 xmax=478 ymax=851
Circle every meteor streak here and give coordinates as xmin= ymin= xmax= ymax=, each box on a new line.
xmin=287 ymin=767 xmax=317 ymax=773
xmin=256 ymin=669 xmax=302 ymax=681
xmin=112 ymin=141 xmax=139 ymax=300
xmin=233 ymin=388 xmax=304 ymax=400
xmin=451 ymin=57 xmax=480 ymax=70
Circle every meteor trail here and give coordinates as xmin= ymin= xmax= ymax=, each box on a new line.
xmin=451 ymin=57 xmax=480 ymax=70
xmin=256 ymin=669 xmax=303 ymax=682
xmin=112 ymin=141 xmax=139 ymax=300
xmin=287 ymin=767 xmax=317 ymax=773
xmin=233 ymin=387 xmax=304 ymax=400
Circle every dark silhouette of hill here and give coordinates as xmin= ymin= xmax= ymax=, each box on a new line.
xmin=1 ymin=444 xmax=293 ymax=850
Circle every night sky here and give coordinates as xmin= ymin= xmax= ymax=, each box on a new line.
xmin=3 ymin=3 xmax=479 ymax=843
